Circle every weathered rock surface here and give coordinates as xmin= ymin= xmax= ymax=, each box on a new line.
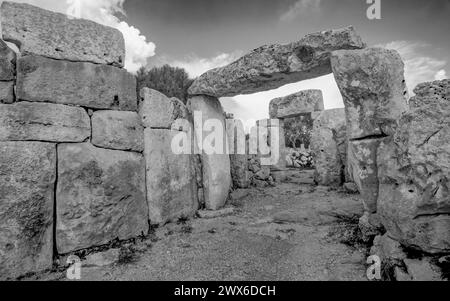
xmin=1 ymin=2 xmax=125 ymax=67
xmin=92 ymin=111 xmax=144 ymax=152
xmin=188 ymin=95 xmax=231 ymax=210
xmin=359 ymin=212 xmax=384 ymax=243
xmin=377 ymin=79 xmax=450 ymax=254
xmin=17 ymin=55 xmax=137 ymax=111
xmin=0 ymin=39 xmax=16 ymax=81
xmin=139 ymin=88 xmax=188 ymax=129
xmin=370 ymin=234 xmax=407 ymax=265
xmin=144 ymin=129 xmax=198 ymax=225
xmin=84 ymin=249 xmax=120 ymax=268
xmin=189 ymin=26 xmax=365 ymax=98
xmin=269 ymin=90 xmax=324 ymax=119
xmin=0 ymin=102 xmax=90 ymax=142
xmin=0 ymin=81 xmax=14 ymax=104
xmin=403 ymin=258 xmax=443 ymax=281
xmin=56 ymin=143 xmax=148 ymax=254
xmin=410 ymin=79 xmax=450 ymax=109
xmin=311 ymin=109 xmax=347 ymax=186
xmin=348 ymin=138 xmax=382 ymax=213
xmin=257 ymin=119 xmax=286 ymax=170
xmin=197 ymin=208 xmax=235 ymax=219
xmin=331 ymin=48 xmax=409 ymax=139
xmin=0 ymin=142 xmax=55 ymax=279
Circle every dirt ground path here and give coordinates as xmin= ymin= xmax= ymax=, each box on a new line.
xmin=33 ymin=170 xmax=369 ymax=281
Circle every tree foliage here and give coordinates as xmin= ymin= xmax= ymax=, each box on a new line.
xmin=284 ymin=115 xmax=313 ymax=149
xmin=136 ymin=65 xmax=193 ymax=104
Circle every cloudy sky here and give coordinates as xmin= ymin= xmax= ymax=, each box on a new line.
xmin=3 ymin=0 xmax=449 ymax=126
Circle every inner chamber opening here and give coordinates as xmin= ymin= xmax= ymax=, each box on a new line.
xmin=220 ymin=73 xmax=345 ymax=170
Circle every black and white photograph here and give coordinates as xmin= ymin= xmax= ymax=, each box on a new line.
xmin=0 ymin=0 xmax=449 ymax=287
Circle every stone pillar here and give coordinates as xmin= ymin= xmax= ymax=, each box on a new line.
xmin=257 ymin=119 xmax=286 ymax=171
xmin=188 ymin=95 xmax=231 ymax=211
xmin=140 ymin=88 xmax=198 ymax=224
xmin=331 ymin=47 xmax=409 ymax=212
xmin=227 ymin=118 xmax=250 ymax=188
xmin=310 ymin=109 xmax=347 ymax=187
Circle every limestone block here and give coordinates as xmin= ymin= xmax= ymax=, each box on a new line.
xmin=17 ymin=55 xmax=137 ymax=111
xmin=1 ymin=1 xmax=125 ymax=67
xmin=269 ymin=90 xmax=324 ymax=119
xmin=0 ymin=39 xmax=16 ymax=81
xmin=348 ymin=138 xmax=382 ymax=213
xmin=56 ymin=143 xmax=148 ymax=254
xmin=331 ymin=48 xmax=409 ymax=139
xmin=377 ymin=80 xmax=450 ymax=254
xmin=139 ymin=88 xmax=188 ymax=129
xmin=0 ymin=81 xmax=14 ymax=104
xmin=0 ymin=102 xmax=90 ymax=142
xmin=188 ymin=95 xmax=231 ymax=210
xmin=227 ymin=119 xmax=250 ymax=188
xmin=311 ymin=109 xmax=347 ymax=186
xmin=0 ymin=142 xmax=55 ymax=279
xmin=144 ymin=129 xmax=198 ymax=225
xmin=92 ymin=111 xmax=144 ymax=152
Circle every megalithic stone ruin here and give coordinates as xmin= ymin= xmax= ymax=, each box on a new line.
xmin=0 ymin=0 xmax=449 ymax=281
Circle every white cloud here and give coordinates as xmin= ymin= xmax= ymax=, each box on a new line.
xmin=435 ymin=69 xmax=447 ymax=81
xmin=280 ymin=0 xmax=321 ymax=22
xmin=3 ymin=0 xmax=156 ymax=73
xmin=383 ymin=41 xmax=448 ymax=94
xmin=170 ymin=52 xmax=243 ymax=78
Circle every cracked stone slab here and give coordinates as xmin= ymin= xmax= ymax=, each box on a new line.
xmin=1 ymin=1 xmax=125 ymax=67
xmin=56 ymin=143 xmax=148 ymax=254
xmin=269 ymin=90 xmax=324 ymax=119
xmin=17 ymin=55 xmax=137 ymax=111
xmin=0 ymin=141 xmax=55 ymax=280
xmin=92 ymin=110 xmax=144 ymax=152
xmin=331 ymin=47 xmax=409 ymax=139
xmin=0 ymin=102 xmax=90 ymax=143
xmin=188 ymin=26 xmax=365 ymax=98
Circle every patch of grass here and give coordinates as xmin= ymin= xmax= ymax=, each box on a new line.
xmin=118 ymin=245 xmax=139 ymax=265
xmin=327 ymin=213 xmax=373 ymax=255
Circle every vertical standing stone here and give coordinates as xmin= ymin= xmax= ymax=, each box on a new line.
xmin=188 ymin=95 xmax=231 ymax=210
xmin=377 ymin=80 xmax=450 ymax=254
xmin=0 ymin=142 xmax=55 ymax=280
xmin=227 ymin=119 xmax=250 ymax=188
xmin=331 ymin=47 xmax=409 ymax=213
xmin=257 ymin=119 xmax=286 ymax=171
xmin=348 ymin=138 xmax=383 ymax=213
xmin=144 ymin=129 xmax=198 ymax=224
xmin=311 ymin=109 xmax=347 ymax=186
